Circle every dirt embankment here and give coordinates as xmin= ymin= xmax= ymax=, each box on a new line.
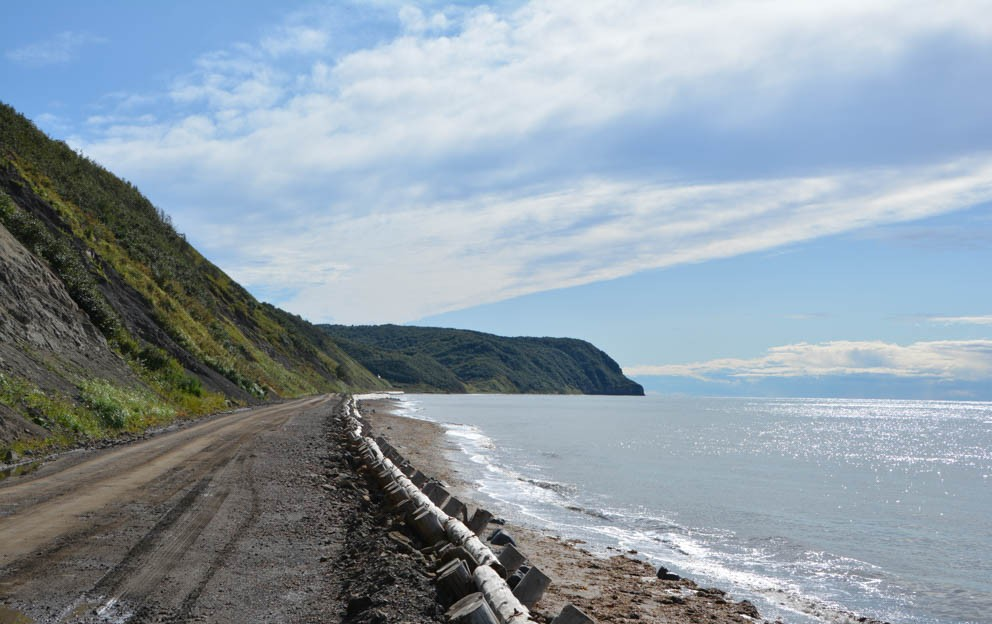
xmin=0 ymin=395 xmax=444 ymax=623
xmin=0 ymin=223 xmax=137 ymax=445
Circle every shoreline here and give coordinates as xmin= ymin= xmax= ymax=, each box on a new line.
xmin=357 ymin=396 xmax=770 ymax=624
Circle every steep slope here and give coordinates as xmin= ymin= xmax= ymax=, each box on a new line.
xmin=320 ymin=324 xmax=645 ymax=395
xmin=0 ymin=102 xmax=385 ymax=449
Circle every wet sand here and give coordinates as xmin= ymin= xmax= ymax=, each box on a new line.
xmin=359 ymin=397 xmax=771 ymax=624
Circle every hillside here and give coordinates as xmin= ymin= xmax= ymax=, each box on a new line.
xmin=0 ymin=102 xmax=387 ymax=451
xmin=0 ymin=101 xmax=642 ymax=455
xmin=320 ymin=324 xmax=645 ymax=395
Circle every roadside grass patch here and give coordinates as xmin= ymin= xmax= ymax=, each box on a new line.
xmin=79 ymin=379 xmax=176 ymax=430
xmin=0 ymin=372 xmax=102 ymax=436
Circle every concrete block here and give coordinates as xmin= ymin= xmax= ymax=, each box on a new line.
xmin=551 ymin=603 xmax=596 ymax=624
xmin=488 ymin=528 xmax=516 ymax=546
xmin=436 ymin=559 xmax=473 ymax=607
xmin=446 ymin=592 xmax=499 ymax=624
xmin=467 ymin=508 xmax=493 ymax=535
xmin=497 ymin=543 xmax=526 ymax=576
xmin=512 ymin=565 xmax=551 ymax=608
xmin=442 ymin=496 xmax=467 ymax=520
xmin=410 ymin=507 xmax=446 ymax=545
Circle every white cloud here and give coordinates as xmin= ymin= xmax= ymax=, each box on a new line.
xmin=926 ymin=315 xmax=992 ymax=326
xmin=626 ymin=339 xmax=992 ymax=382
xmin=207 ymin=155 xmax=992 ymax=323
xmin=74 ymin=0 xmax=992 ymax=323
xmin=261 ymin=26 xmax=330 ymax=57
xmin=6 ymin=31 xmax=106 ymax=66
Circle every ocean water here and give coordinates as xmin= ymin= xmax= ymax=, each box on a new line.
xmin=393 ymin=394 xmax=992 ymax=624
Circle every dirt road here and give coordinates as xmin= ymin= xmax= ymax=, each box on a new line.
xmin=1 ymin=395 xmax=356 ymax=623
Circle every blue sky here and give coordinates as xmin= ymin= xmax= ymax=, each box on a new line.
xmin=3 ymin=1 xmax=992 ymax=398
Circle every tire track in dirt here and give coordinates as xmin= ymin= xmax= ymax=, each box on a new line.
xmin=0 ymin=397 xmax=323 ymax=566
xmin=0 ymin=395 xmax=334 ymax=623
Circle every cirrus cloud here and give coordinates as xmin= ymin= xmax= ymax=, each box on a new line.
xmin=72 ymin=0 xmax=992 ymax=324
xmin=6 ymin=31 xmax=106 ymax=67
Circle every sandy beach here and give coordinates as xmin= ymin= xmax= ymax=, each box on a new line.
xmin=358 ymin=397 xmax=771 ymax=624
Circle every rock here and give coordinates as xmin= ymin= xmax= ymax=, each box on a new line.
xmin=346 ymin=595 xmax=374 ymax=616
xmin=736 ymin=600 xmax=761 ymax=619
xmin=656 ymin=566 xmax=681 ymax=581
xmin=4 ymin=449 xmax=19 ymax=463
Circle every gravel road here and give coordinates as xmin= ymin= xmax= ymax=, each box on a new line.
xmin=0 ymin=395 xmax=442 ymax=624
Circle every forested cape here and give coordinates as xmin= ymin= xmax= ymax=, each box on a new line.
xmin=321 ymin=324 xmax=644 ymax=395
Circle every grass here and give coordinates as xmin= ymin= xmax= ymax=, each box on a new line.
xmin=0 ymin=372 xmax=222 ymax=461
xmin=78 ymin=379 xmax=176 ymax=430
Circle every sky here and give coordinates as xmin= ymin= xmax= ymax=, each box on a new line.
xmin=2 ymin=0 xmax=992 ymax=399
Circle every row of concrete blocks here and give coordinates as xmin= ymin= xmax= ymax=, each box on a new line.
xmin=342 ymin=398 xmax=595 ymax=624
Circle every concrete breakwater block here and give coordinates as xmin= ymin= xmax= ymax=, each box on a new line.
xmin=507 ymin=564 xmax=528 ymax=589
xmin=374 ymin=435 xmax=393 ymax=453
xmin=424 ymin=482 xmax=451 ymax=507
xmin=436 ymin=559 xmax=474 ymax=607
xmin=438 ymin=544 xmax=481 ymax=570
xmin=410 ymin=507 xmax=446 ymax=545
xmin=446 ymin=592 xmax=500 ymax=624
xmin=397 ymin=460 xmax=416 ymax=477
xmin=467 ymin=508 xmax=493 ymax=535
xmin=488 ymin=528 xmax=516 ymax=546
xmin=442 ymin=496 xmax=468 ymax=521
xmin=411 ymin=469 xmax=428 ymax=487
xmin=384 ymin=482 xmax=409 ymax=505
xmin=497 ymin=544 xmax=527 ymax=576
xmin=512 ymin=565 xmax=551 ymax=608
xmin=551 ymin=603 xmax=596 ymax=624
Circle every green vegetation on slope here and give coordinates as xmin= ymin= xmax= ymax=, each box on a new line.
xmin=320 ymin=324 xmax=645 ymax=395
xmin=0 ymin=102 xmax=387 ymax=452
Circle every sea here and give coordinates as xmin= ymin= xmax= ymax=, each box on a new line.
xmin=389 ymin=394 xmax=992 ymax=624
